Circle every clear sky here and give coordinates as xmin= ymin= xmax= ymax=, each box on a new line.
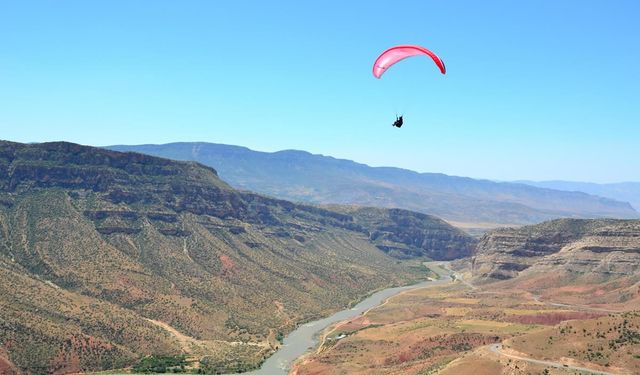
xmin=1 ymin=1 xmax=638 ymax=182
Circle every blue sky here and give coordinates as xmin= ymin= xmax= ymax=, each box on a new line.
xmin=1 ymin=1 xmax=638 ymax=182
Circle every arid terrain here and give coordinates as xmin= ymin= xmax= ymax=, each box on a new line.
xmin=1 ymin=141 xmax=638 ymax=375
xmin=0 ymin=141 xmax=475 ymax=374
xmin=292 ymin=220 xmax=640 ymax=375
xmin=292 ymin=274 xmax=639 ymax=375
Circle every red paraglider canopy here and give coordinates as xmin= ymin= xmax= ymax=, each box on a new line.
xmin=373 ymin=45 xmax=446 ymax=78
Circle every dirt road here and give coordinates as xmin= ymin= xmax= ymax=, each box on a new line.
xmin=489 ymin=344 xmax=618 ymax=375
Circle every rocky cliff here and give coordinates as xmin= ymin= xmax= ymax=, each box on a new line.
xmin=473 ymin=219 xmax=640 ymax=282
xmin=335 ymin=207 xmax=477 ymax=260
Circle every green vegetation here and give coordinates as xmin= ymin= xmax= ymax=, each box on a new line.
xmin=132 ymin=355 xmax=187 ymax=373
xmin=199 ymin=355 xmax=262 ymax=374
xmin=275 ymin=331 xmax=284 ymax=344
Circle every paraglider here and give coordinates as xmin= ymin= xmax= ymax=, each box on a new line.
xmin=392 ymin=115 xmax=403 ymax=128
xmin=373 ymin=45 xmax=445 ymax=128
xmin=373 ymin=45 xmax=446 ymax=79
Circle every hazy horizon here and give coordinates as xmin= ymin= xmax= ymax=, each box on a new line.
xmin=5 ymin=138 xmax=638 ymax=184
xmin=100 ymin=140 xmax=637 ymax=185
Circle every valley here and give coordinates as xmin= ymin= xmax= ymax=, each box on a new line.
xmin=3 ymin=2 xmax=638 ymax=374
xmin=1 ymin=141 xmax=638 ymax=375
xmin=0 ymin=141 xmax=472 ymax=374
xmin=247 ymin=262 xmax=452 ymax=375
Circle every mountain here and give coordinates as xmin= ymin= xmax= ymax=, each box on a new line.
xmin=0 ymin=140 xmax=474 ymax=374
xmin=107 ymin=143 xmax=639 ymax=234
xmin=472 ymin=218 xmax=640 ymax=308
xmin=517 ymin=180 xmax=640 ymax=211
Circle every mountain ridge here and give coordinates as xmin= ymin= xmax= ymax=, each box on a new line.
xmin=107 ymin=142 xmax=639 ymax=234
xmin=516 ymin=180 xmax=640 ymax=211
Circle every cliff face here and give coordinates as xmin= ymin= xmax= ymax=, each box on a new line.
xmin=473 ymin=219 xmax=640 ymax=282
xmin=0 ymin=140 xmax=475 ymax=373
xmin=341 ymin=207 xmax=477 ymax=260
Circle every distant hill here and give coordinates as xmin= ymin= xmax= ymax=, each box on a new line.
xmin=0 ymin=140 xmax=474 ymax=373
xmin=108 ymin=143 xmax=639 ymax=233
xmin=516 ymin=180 xmax=640 ymax=211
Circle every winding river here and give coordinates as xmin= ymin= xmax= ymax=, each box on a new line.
xmin=245 ymin=262 xmax=452 ymax=375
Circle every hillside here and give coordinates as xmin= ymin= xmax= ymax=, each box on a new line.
xmin=107 ymin=143 xmax=639 ymax=233
xmin=504 ymin=312 xmax=640 ymax=374
xmin=332 ymin=206 xmax=475 ymax=260
xmin=0 ymin=140 xmax=474 ymax=374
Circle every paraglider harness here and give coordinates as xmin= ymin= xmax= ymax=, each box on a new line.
xmin=392 ymin=115 xmax=403 ymax=128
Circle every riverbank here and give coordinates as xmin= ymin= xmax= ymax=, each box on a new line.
xmin=246 ymin=262 xmax=452 ymax=375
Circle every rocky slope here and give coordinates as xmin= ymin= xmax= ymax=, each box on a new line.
xmin=107 ymin=142 xmax=639 ymax=233
xmin=473 ymin=219 xmax=640 ymax=287
xmin=334 ymin=206 xmax=476 ymax=260
xmin=0 ymin=140 xmax=474 ymax=374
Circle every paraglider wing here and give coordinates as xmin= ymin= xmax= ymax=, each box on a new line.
xmin=373 ymin=45 xmax=446 ymax=78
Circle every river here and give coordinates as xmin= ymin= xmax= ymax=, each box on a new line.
xmin=245 ymin=262 xmax=452 ymax=375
